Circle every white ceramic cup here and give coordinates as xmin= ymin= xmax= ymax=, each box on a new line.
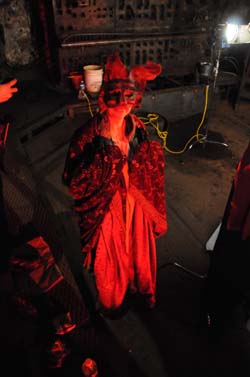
xmin=83 ymin=65 xmax=103 ymax=97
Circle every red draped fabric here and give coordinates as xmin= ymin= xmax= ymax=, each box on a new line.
xmin=63 ymin=113 xmax=167 ymax=310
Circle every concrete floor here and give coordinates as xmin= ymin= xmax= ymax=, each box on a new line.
xmin=1 ymin=69 xmax=250 ymax=377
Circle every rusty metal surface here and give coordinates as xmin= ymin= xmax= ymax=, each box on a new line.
xmin=51 ymin=1 xmax=211 ymax=81
xmin=52 ymin=0 xmax=211 ymax=34
xmin=0 ymin=0 xmax=37 ymax=66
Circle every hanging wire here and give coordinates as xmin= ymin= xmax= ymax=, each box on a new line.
xmin=84 ymin=91 xmax=94 ymax=118
xmin=78 ymin=87 xmax=94 ymax=118
xmin=139 ymin=84 xmax=209 ymax=155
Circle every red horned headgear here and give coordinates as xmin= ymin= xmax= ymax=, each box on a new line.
xmin=98 ymin=51 xmax=162 ymax=113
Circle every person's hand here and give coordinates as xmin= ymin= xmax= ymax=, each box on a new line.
xmin=0 ymin=79 xmax=18 ymax=103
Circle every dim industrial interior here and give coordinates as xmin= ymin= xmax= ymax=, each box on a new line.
xmin=1 ymin=1 xmax=250 ymax=377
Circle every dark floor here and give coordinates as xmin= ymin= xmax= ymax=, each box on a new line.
xmin=1 ymin=64 xmax=250 ymax=377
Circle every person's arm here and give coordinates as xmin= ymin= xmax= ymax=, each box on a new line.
xmin=69 ymin=137 xmax=125 ymax=201
xmin=68 ymin=137 xmax=126 ymax=262
xmin=0 ymin=79 xmax=18 ymax=103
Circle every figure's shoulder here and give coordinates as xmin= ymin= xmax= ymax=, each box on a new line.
xmin=71 ymin=114 xmax=101 ymax=143
xmin=73 ymin=115 xmax=97 ymax=135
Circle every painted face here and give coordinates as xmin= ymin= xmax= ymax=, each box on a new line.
xmin=103 ymin=80 xmax=137 ymax=108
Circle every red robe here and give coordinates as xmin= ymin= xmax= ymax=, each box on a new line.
xmin=62 ymin=113 xmax=167 ymax=310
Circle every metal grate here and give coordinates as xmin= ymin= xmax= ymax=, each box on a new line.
xmin=58 ymin=32 xmax=208 ymax=81
xmin=51 ymin=1 xmax=211 ymax=84
xmin=52 ymin=0 xmax=211 ymax=34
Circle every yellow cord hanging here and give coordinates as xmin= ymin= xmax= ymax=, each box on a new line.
xmin=139 ymin=85 xmax=209 ymax=155
xmin=83 ymin=91 xmax=94 ymax=118
xmin=78 ymin=87 xmax=94 ymax=118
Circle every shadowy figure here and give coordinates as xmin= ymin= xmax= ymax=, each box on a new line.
xmin=62 ymin=52 xmax=167 ymax=315
xmin=0 ymin=78 xmax=18 ymax=274
xmin=0 ymin=79 xmax=84 ymax=374
xmin=205 ymin=140 xmax=250 ymax=334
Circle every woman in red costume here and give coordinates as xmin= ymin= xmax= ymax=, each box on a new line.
xmin=62 ymin=52 xmax=167 ymax=313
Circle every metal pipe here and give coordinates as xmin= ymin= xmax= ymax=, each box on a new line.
xmin=61 ymin=32 xmax=206 ymax=48
xmin=173 ymin=262 xmax=207 ymax=279
xmin=159 ymin=261 xmax=207 ymax=279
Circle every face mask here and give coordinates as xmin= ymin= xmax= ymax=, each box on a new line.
xmin=104 ymin=80 xmax=137 ymax=108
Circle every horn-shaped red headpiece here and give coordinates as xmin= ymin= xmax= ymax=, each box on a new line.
xmin=102 ymin=51 xmax=129 ymax=82
xmin=98 ymin=52 xmax=162 ymax=112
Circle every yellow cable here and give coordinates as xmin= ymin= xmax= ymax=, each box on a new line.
xmin=139 ymin=85 xmax=209 ymax=155
xmin=83 ymin=91 xmax=94 ymax=118
xmin=79 ymin=89 xmax=94 ymax=118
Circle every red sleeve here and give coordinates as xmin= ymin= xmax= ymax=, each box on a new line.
xmin=69 ymin=139 xmax=126 ymax=256
xmin=129 ymin=140 xmax=167 ymax=237
xmin=69 ymin=140 xmax=126 ymax=201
